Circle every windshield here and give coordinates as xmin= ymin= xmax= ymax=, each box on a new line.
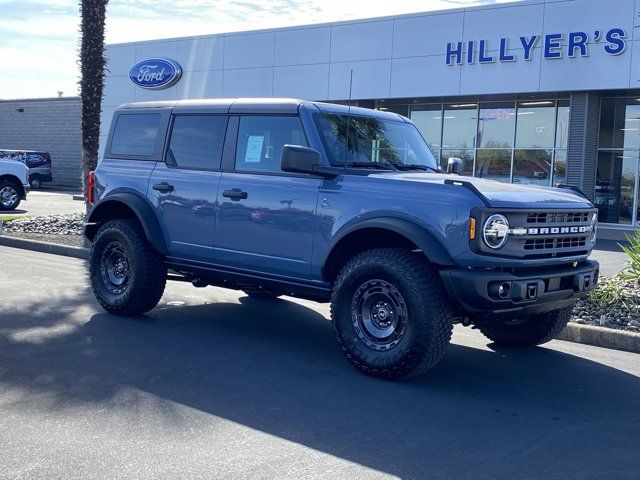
xmin=314 ymin=112 xmax=439 ymax=170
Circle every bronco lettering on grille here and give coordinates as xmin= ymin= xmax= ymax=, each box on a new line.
xmin=510 ymin=225 xmax=592 ymax=236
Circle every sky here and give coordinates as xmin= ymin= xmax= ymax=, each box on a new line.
xmin=0 ymin=0 xmax=515 ymax=100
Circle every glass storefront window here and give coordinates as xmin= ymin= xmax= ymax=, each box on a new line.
xmin=440 ymin=149 xmax=474 ymax=176
xmin=599 ymin=98 xmax=640 ymax=150
xmin=478 ymin=102 xmax=515 ymax=148
xmin=555 ymin=100 xmax=570 ymax=149
xmin=595 ymin=151 xmax=636 ymax=225
xmin=475 ymin=150 xmax=511 ymax=183
xmin=442 ymin=104 xmax=478 ymax=149
xmin=411 ymin=105 xmax=442 ymax=148
xmin=515 ymin=101 xmax=556 ymax=148
xmin=553 ymin=150 xmax=567 ymax=186
xmin=408 ymin=98 xmax=570 ymax=187
xmin=513 ymin=150 xmax=552 ymax=186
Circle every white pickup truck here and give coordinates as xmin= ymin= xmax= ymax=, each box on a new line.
xmin=0 ymin=158 xmax=29 ymax=210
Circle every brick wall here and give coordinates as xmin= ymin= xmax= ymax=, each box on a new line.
xmin=0 ymin=97 xmax=82 ymax=189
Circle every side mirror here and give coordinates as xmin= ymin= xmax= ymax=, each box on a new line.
xmin=447 ymin=157 xmax=464 ymax=175
xmin=281 ymin=144 xmax=322 ymax=175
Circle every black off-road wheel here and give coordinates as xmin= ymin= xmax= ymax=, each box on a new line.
xmin=331 ymin=248 xmax=454 ymax=380
xmin=90 ymin=218 xmax=167 ymax=315
xmin=243 ymin=289 xmax=281 ymax=300
xmin=478 ymin=305 xmax=573 ymax=347
xmin=0 ymin=179 xmax=21 ymax=210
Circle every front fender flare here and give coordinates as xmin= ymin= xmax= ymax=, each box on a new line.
xmin=322 ymin=217 xmax=455 ymax=274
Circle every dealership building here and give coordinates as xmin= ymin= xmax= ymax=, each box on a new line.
xmin=103 ymin=0 xmax=640 ymax=236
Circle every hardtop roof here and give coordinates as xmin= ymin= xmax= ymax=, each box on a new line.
xmin=116 ymin=98 xmax=407 ymax=121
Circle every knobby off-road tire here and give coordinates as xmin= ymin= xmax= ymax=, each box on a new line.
xmin=0 ymin=179 xmax=21 ymax=210
xmin=243 ymin=289 xmax=281 ymax=300
xmin=331 ymin=248 xmax=454 ymax=380
xmin=478 ymin=305 xmax=573 ymax=347
xmin=90 ymin=218 xmax=167 ymax=315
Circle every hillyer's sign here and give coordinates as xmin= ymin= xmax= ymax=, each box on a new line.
xmin=446 ymin=28 xmax=626 ymax=65
xmin=129 ymin=58 xmax=182 ymax=89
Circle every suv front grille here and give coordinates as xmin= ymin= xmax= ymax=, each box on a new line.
xmin=524 ymin=236 xmax=587 ymax=251
xmin=526 ymin=212 xmax=589 ymax=224
xmin=475 ymin=208 xmax=597 ymax=260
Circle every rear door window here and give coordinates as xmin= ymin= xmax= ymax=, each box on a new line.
xmin=110 ymin=113 xmax=160 ymax=156
xmin=167 ymin=115 xmax=228 ymax=170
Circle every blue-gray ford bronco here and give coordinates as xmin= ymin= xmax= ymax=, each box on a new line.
xmin=85 ymin=98 xmax=599 ymax=379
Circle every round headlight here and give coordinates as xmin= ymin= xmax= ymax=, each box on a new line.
xmin=483 ymin=214 xmax=509 ymax=249
xmin=590 ymin=213 xmax=598 ymax=243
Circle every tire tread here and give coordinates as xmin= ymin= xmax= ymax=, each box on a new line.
xmin=90 ymin=218 xmax=166 ymax=315
xmin=331 ymin=248 xmax=453 ymax=379
xmin=478 ymin=305 xmax=573 ymax=347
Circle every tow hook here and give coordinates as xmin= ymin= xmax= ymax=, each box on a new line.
xmin=574 ymin=273 xmax=593 ymax=292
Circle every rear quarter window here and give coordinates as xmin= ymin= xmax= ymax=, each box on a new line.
xmin=110 ymin=113 xmax=161 ymax=156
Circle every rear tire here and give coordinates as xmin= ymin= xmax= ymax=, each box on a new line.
xmin=0 ymin=180 xmax=21 ymax=210
xmin=331 ymin=248 xmax=454 ymax=380
xmin=243 ymin=289 xmax=281 ymax=300
xmin=90 ymin=218 xmax=167 ymax=315
xmin=29 ymin=177 xmax=41 ymax=189
xmin=478 ymin=305 xmax=573 ymax=347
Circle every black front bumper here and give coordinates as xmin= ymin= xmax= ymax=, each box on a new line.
xmin=440 ymin=259 xmax=599 ymax=318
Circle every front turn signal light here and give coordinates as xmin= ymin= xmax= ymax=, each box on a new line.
xmin=469 ymin=217 xmax=477 ymax=240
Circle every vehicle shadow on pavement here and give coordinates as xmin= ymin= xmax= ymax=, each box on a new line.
xmin=0 ymin=293 xmax=639 ymax=479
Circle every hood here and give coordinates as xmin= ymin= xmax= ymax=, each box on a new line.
xmin=369 ymin=172 xmax=593 ymax=209
xmin=0 ymin=158 xmax=29 ymax=183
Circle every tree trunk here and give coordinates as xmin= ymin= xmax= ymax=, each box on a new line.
xmin=79 ymin=0 xmax=109 ymax=201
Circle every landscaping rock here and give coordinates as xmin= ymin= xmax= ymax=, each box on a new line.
xmin=2 ymin=213 xmax=85 ymax=236
xmin=569 ymin=274 xmax=640 ymax=334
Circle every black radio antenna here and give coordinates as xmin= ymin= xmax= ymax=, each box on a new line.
xmin=344 ymin=69 xmax=353 ymax=172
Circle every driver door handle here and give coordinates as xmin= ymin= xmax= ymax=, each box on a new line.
xmin=223 ymin=188 xmax=248 ymax=200
xmin=153 ymin=182 xmax=174 ymax=193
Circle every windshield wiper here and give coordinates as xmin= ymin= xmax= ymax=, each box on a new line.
xmin=394 ymin=164 xmax=441 ymax=173
xmin=334 ymin=161 xmax=397 ymax=170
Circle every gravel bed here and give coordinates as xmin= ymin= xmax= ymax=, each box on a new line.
xmin=570 ymin=276 xmax=640 ymax=333
xmin=1 ymin=213 xmax=86 ymax=248
xmin=2 ymin=213 xmax=85 ymax=236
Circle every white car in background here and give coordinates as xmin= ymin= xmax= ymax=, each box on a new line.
xmin=0 ymin=158 xmax=29 ymax=210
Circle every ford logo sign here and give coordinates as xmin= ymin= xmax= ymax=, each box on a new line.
xmin=129 ymin=58 xmax=182 ymax=90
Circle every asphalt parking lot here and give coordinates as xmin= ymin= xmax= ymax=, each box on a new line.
xmin=7 ymin=188 xmax=84 ymax=217
xmin=0 ymin=246 xmax=638 ymax=480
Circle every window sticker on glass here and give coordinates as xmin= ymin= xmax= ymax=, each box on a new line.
xmin=245 ymin=135 xmax=264 ymax=163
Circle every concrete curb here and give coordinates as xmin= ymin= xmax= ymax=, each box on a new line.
xmin=0 ymin=235 xmax=89 ymax=260
xmin=557 ymin=323 xmax=640 ymax=354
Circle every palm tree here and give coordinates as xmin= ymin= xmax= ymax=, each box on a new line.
xmin=79 ymin=0 xmax=109 ymax=199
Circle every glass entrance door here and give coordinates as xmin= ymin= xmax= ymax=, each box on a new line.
xmin=596 ymin=98 xmax=640 ymax=226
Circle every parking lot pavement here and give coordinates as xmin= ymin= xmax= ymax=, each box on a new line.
xmin=6 ymin=189 xmax=85 ymax=217
xmin=0 ymin=246 xmax=639 ymax=480
xmin=591 ymin=239 xmax=630 ymax=277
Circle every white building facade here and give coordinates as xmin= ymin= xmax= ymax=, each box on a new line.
xmin=103 ymin=0 xmax=640 ymax=232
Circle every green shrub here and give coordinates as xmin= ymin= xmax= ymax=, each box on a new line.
xmin=619 ymin=231 xmax=640 ymax=283
xmin=589 ymin=277 xmax=629 ymax=307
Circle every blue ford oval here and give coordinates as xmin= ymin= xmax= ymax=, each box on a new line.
xmin=129 ymin=58 xmax=182 ymax=90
